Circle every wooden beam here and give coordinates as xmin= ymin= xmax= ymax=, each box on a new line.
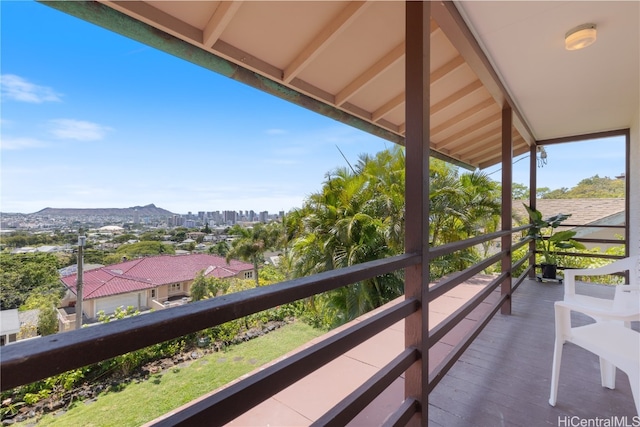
xmin=203 ymin=1 xmax=242 ymax=47
xmin=453 ymin=127 xmax=502 ymax=156
xmin=431 ymin=79 xmax=483 ymax=115
xmin=537 ymin=128 xmax=630 ymax=145
xmin=431 ymin=97 xmax=495 ymax=136
xmin=529 ymin=144 xmax=537 ymax=278
xmin=283 ymin=1 xmax=369 ymax=83
xmin=457 ymin=128 xmax=520 ymax=157
xmin=373 ymin=93 xmax=405 ymax=122
xmin=109 ymin=0 xmax=201 ymax=43
xmin=433 ymin=110 xmax=500 ymax=151
xmin=501 ymin=107 xmax=513 ymax=315
xmin=477 ymin=142 xmax=529 ymax=169
xmin=431 ymin=1 xmax=535 ymax=146
xmin=430 ymin=55 xmax=465 ymax=85
xmin=405 ymin=1 xmax=430 ymax=424
xmin=465 ymin=135 xmax=524 ymax=165
xmin=336 ymin=42 xmax=405 ymax=106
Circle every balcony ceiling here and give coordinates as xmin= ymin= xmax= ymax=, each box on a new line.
xmin=90 ymin=1 xmax=638 ymax=169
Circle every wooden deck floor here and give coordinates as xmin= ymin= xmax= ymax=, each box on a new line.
xmin=187 ymin=278 xmax=638 ymax=426
xmin=429 ymin=278 xmax=639 ymax=426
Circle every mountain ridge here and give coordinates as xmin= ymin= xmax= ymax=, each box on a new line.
xmin=31 ymin=204 xmax=175 ymax=217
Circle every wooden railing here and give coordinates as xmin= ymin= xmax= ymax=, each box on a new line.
xmin=535 ymin=223 xmax=627 ymax=263
xmin=2 ymin=228 xmax=534 ymax=425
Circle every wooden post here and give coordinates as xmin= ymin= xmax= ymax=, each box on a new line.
xmin=500 ymin=107 xmax=512 ymax=315
xmin=405 ymin=1 xmax=430 ymax=424
xmin=75 ymin=236 xmax=86 ymax=330
xmin=529 ymin=144 xmax=537 ymax=278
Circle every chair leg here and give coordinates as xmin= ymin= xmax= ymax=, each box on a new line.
xmin=549 ymin=339 xmax=564 ymax=406
xmin=628 ymin=367 xmax=640 ymax=416
xmin=599 ymin=357 xmax=616 ymax=389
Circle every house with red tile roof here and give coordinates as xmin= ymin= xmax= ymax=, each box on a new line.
xmin=59 ymin=254 xmax=254 ymax=323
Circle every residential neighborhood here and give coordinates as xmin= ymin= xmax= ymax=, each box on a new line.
xmin=58 ymin=254 xmax=255 ymax=330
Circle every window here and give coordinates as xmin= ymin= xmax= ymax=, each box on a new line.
xmin=151 ymin=289 xmax=156 ymax=298
xmin=170 ymin=283 xmax=181 ymax=293
xmin=244 ymin=271 xmax=253 ymax=279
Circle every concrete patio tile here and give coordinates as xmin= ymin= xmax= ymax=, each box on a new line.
xmin=345 ymin=326 xmax=404 ymax=368
xmin=228 ymin=397 xmax=312 ymax=427
xmin=272 ymin=355 xmax=379 ymax=421
xmin=347 ymin=377 xmax=404 ymax=426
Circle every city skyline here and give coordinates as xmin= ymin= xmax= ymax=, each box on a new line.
xmin=1 ymin=2 xmax=627 ymax=216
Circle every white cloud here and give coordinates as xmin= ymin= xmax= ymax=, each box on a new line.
xmin=0 ymin=74 xmax=62 ymax=103
xmin=0 ymin=136 xmax=47 ymax=150
xmin=265 ymin=128 xmax=287 ymax=135
xmin=48 ymin=119 xmax=112 ymax=141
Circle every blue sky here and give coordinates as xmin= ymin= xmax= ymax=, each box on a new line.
xmin=0 ymin=2 xmax=626 ymax=215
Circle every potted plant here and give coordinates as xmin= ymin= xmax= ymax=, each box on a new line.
xmin=523 ymin=204 xmax=586 ymax=279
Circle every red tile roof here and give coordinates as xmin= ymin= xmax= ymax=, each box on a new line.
xmin=60 ymin=254 xmax=254 ymax=300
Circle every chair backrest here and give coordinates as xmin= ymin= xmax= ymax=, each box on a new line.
xmin=563 ymin=255 xmax=639 ymax=299
xmin=631 ymin=255 xmax=640 ymax=286
xmin=616 ymin=255 xmax=640 ymax=286
xmin=612 ymin=285 xmax=640 ymax=315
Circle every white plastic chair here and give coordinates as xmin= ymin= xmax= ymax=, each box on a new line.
xmin=549 ymin=256 xmax=640 ymax=414
xmin=549 ymin=300 xmax=639 ymax=414
xmin=562 ymin=256 xmax=640 ymax=322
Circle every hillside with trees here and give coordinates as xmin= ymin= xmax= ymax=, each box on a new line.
xmin=513 ymin=174 xmax=624 ymax=200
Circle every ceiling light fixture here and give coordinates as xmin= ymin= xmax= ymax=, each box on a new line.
xmin=565 ymin=23 xmax=597 ymax=51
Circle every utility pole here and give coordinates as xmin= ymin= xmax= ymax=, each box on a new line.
xmin=75 ymin=235 xmax=86 ymax=330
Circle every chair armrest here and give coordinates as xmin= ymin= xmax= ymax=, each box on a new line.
xmin=555 ymin=300 xmax=640 ymax=323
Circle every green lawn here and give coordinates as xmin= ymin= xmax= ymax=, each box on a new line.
xmin=21 ymin=321 xmax=324 ymax=426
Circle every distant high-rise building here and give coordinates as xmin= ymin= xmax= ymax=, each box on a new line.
xmin=259 ymin=211 xmax=268 ymax=223
xmin=224 ymin=210 xmax=237 ymax=225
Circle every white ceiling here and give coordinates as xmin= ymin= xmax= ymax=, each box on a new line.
xmin=456 ymin=1 xmax=640 ymax=141
xmin=50 ymin=1 xmax=639 ymax=168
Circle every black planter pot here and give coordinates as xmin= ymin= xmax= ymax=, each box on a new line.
xmin=541 ymin=263 xmax=557 ymax=279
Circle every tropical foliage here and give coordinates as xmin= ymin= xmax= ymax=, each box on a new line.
xmin=281 ymin=146 xmax=502 ymax=328
xmin=189 ymin=272 xmax=230 ymax=301
xmin=540 ymin=175 xmax=625 ymax=199
xmin=0 ymin=253 xmax=64 ymax=310
xmin=226 ymin=223 xmax=280 ymax=286
xmin=523 ymin=204 xmax=586 ymax=264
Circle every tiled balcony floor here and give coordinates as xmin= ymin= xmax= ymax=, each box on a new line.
xmin=158 ymin=277 xmax=638 ymax=426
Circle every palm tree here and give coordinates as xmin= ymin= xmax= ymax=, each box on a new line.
xmin=291 ymin=151 xmax=404 ymax=325
xmin=226 ymin=223 xmax=276 ymax=286
xmin=288 ymin=147 xmax=503 ymax=326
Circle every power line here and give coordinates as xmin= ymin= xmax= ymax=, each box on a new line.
xmin=485 ymin=154 xmax=530 ymax=177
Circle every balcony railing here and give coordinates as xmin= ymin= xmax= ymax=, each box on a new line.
xmin=1 ymin=225 xmax=537 ymax=425
xmin=2 ymin=221 xmax=633 ymax=424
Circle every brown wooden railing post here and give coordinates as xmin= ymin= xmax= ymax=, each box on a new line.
xmin=528 ymin=143 xmax=537 ymax=278
xmin=405 ymin=1 xmax=430 ymax=425
xmin=501 ymin=106 xmax=513 ymax=315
